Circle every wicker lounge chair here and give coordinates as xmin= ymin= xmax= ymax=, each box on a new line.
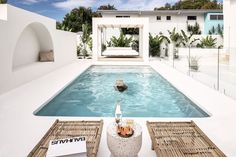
xmin=147 ymin=121 xmax=226 ymax=157
xmin=28 ymin=119 xmax=103 ymax=157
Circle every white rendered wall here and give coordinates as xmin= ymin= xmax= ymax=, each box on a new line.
xmin=0 ymin=4 xmax=7 ymax=20
xmin=224 ymin=0 xmax=236 ymax=72
xmin=0 ymin=5 xmax=77 ymax=94
xmin=223 ymin=0 xmax=230 ymax=49
xmin=13 ymin=27 xmax=40 ymax=69
xmin=102 ymin=13 xmax=205 ymax=36
xmin=148 ymin=14 xmax=204 ymax=36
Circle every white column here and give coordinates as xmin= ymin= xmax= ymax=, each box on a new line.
xmin=142 ymin=20 xmax=149 ymax=62
xmin=92 ymin=19 xmax=98 ymax=62
xmin=139 ymin=27 xmax=143 ymax=58
xmin=224 ymin=0 xmax=230 ymax=51
xmin=97 ymin=27 xmax=102 ymax=58
xmin=225 ymin=0 xmax=236 ymax=72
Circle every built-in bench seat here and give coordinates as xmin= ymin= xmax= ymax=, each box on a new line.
xmin=102 ymin=47 xmax=139 ymax=57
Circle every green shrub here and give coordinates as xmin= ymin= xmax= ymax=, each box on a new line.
xmin=197 ymin=36 xmax=217 ymax=48
xmin=187 ymin=22 xmax=201 ymax=35
xmin=121 ymin=28 xmax=139 ymax=35
xmin=131 ymin=40 xmax=139 ymax=52
xmin=149 ymin=33 xmax=169 ymax=57
xmin=77 ymin=44 xmax=83 ymax=56
xmin=109 ymin=33 xmax=133 ymax=47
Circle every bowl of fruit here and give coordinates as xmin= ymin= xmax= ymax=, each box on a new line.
xmin=117 ymin=124 xmax=134 ymax=138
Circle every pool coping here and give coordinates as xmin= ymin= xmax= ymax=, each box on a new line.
xmin=0 ymin=60 xmax=235 ymax=156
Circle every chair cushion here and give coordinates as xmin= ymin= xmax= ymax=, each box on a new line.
xmin=39 ymin=50 xmax=54 ymax=62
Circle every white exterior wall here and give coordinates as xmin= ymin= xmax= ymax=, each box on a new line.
xmin=223 ymin=0 xmax=230 ymax=49
xmin=13 ymin=27 xmax=40 ymax=68
xmin=224 ymin=0 xmax=236 ymax=72
xmin=148 ymin=14 xmax=205 ymax=36
xmin=102 ymin=13 xmax=205 ymax=37
xmin=0 ymin=5 xmax=77 ymax=94
xmin=0 ymin=4 xmax=7 ymax=20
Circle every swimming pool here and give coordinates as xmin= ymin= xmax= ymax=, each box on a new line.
xmin=36 ymin=65 xmax=209 ymax=117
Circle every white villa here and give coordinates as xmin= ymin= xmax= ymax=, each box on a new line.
xmin=95 ymin=9 xmax=224 ymax=62
xmin=1 ymin=1 xmax=236 ymax=157
xmin=98 ymin=9 xmax=223 ymax=36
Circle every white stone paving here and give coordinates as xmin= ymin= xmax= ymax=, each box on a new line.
xmin=0 ymin=60 xmax=236 ymax=157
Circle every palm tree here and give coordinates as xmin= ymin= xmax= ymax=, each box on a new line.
xmin=168 ymin=28 xmax=183 ymax=58
xmin=180 ymin=30 xmax=199 ymax=48
xmin=149 ymin=33 xmax=170 ymax=57
xmin=197 ymin=36 xmax=217 ymax=48
xmin=168 ymin=28 xmax=182 ymax=44
xmin=180 ymin=30 xmax=199 ymax=75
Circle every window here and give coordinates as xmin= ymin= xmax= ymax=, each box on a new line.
xmin=116 ymin=16 xmax=130 ymax=18
xmin=218 ymin=15 xmax=223 ymax=20
xmin=210 ymin=14 xmax=223 ymax=20
xmin=210 ymin=15 xmax=217 ymax=20
xmin=156 ymin=16 xmax=161 ymax=20
xmin=166 ymin=16 xmax=171 ymax=20
xmin=187 ymin=16 xmax=197 ymax=20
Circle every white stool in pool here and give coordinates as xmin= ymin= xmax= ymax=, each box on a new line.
xmin=107 ymin=122 xmax=142 ymax=157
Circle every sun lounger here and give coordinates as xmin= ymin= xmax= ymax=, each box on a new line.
xmin=147 ymin=121 xmax=226 ymax=157
xmin=28 ymin=119 xmax=103 ymax=157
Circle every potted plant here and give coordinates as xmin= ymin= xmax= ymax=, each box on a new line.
xmin=189 ymin=56 xmax=200 ymax=71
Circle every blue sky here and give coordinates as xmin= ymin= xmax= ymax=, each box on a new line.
xmin=8 ymin=0 xmax=223 ymax=22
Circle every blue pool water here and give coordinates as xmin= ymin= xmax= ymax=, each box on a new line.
xmin=36 ymin=65 xmax=209 ymax=117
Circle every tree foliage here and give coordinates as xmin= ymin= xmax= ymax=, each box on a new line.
xmin=57 ymin=7 xmax=95 ymax=33
xmin=98 ymin=4 xmax=116 ymax=10
xmin=121 ymin=28 xmax=139 ymax=35
xmin=0 ymin=0 xmax=7 ymax=4
xmin=155 ymin=0 xmax=222 ymax=10
xmin=57 ymin=4 xmax=116 ymax=33
xmin=187 ymin=22 xmax=201 ymax=35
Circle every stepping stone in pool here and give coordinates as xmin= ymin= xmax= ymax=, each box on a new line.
xmin=114 ymin=80 xmax=128 ymax=92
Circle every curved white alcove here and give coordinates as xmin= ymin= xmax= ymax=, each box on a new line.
xmin=12 ymin=22 xmax=53 ymax=70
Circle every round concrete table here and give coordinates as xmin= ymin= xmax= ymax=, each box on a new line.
xmin=107 ymin=122 xmax=142 ymax=157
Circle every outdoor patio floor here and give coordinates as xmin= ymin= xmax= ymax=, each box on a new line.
xmin=0 ymin=60 xmax=236 ymax=156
